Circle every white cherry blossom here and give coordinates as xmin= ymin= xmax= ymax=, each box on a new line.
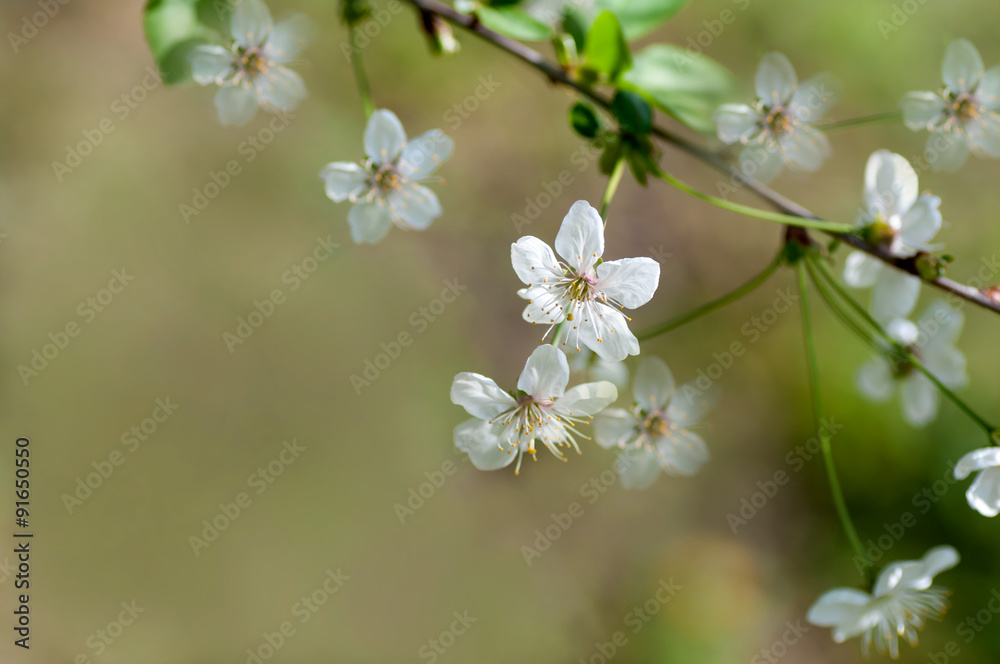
xmin=901 ymin=39 xmax=1000 ymax=172
xmin=808 ymin=545 xmax=959 ymax=657
xmin=954 ymin=447 xmax=1000 ymax=517
xmin=450 ymin=345 xmax=618 ymax=474
xmin=856 ymin=302 xmax=967 ymax=427
xmin=843 ymin=150 xmax=942 ymax=324
xmin=320 ymin=109 xmax=453 ymax=244
xmin=593 ymin=357 xmax=712 ymax=489
xmin=713 ymin=52 xmax=838 ymax=183
xmin=511 ymin=201 xmax=660 ymax=362
xmin=189 ymin=0 xmax=312 ymax=126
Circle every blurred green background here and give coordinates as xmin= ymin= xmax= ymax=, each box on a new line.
xmin=2 ymin=0 xmax=1000 ymax=662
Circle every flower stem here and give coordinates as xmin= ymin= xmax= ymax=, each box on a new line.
xmin=810 ymin=258 xmax=997 ymax=439
xmin=600 ymin=156 xmax=627 ymax=225
xmin=636 ymin=252 xmax=785 ymax=341
xmin=796 ymin=262 xmax=872 ymax=584
xmin=653 ymin=169 xmax=858 ymax=234
xmin=350 ymin=46 xmax=375 ymax=119
xmin=818 ymin=111 xmax=902 ymax=133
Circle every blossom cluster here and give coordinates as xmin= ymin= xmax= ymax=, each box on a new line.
xmin=176 ymin=6 xmax=1000 ymax=656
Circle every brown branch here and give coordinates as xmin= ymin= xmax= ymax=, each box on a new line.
xmin=400 ymin=0 xmax=1000 ymax=316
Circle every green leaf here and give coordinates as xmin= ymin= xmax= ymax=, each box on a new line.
xmin=143 ymin=0 xmax=223 ymax=85
xmin=583 ymin=11 xmax=630 ymax=80
xmin=476 ymin=6 xmax=553 ymax=42
xmin=594 ymin=0 xmax=690 ymax=40
xmin=621 ymin=44 xmax=738 ymax=134
xmin=569 ymin=103 xmax=601 ymax=138
xmin=610 ymin=90 xmax=651 ymax=136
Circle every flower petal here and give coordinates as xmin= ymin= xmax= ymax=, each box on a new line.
xmin=555 ymin=201 xmax=604 ymax=272
xmin=451 ymin=372 xmax=516 ymax=420
xmin=266 ymin=13 xmax=313 ymax=63
xmin=926 ymin=131 xmax=971 ymax=172
xmin=955 ymin=448 xmax=1000 ymax=479
xmin=790 ymin=72 xmax=839 ymax=123
xmin=254 ymin=65 xmax=306 ymax=113
xmin=388 ymin=183 xmax=441 ymax=230
xmin=864 ymin=150 xmax=918 ymax=219
xmin=346 ymin=201 xmax=393 ymax=244
xmin=666 ymin=382 xmax=716 ymax=428
xmin=593 ymin=408 xmax=637 ymax=449
xmin=231 ymin=0 xmax=273 ymax=45
xmin=517 ymin=344 xmax=569 ymax=400
xmin=559 ymin=381 xmax=618 ymax=416
xmin=942 ymin=38 xmax=984 ymax=93
xmin=454 ymin=418 xmax=514 ymax=471
xmin=870 ymin=268 xmax=920 ymax=323
xmin=657 ymin=430 xmax=709 ymax=476
xmin=898 ymin=194 xmax=942 ymax=251
xmin=189 ymin=45 xmax=233 ymax=85
xmin=214 ymin=85 xmax=259 ymax=126
xmin=519 ymin=285 xmax=569 ymax=326
xmin=843 ymin=251 xmax=881 ymax=288
xmin=901 ymin=373 xmax=939 ymax=427
xmin=713 ymin=104 xmax=759 ymax=144
xmin=364 ymin=109 xmax=407 ymax=164
xmin=901 ymin=91 xmax=948 ymax=130
xmin=778 ymin=124 xmax=831 ymax=172
xmin=978 ymin=65 xmax=1000 ymax=109
xmin=807 ymin=588 xmax=872 ymax=632
xmin=755 ymin=52 xmax=797 ymax=106
xmin=616 ymin=448 xmax=662 ymax=490
xmin=965 ymin=467 xmax=1000 ymax=517
xmin=319 ymin=162 xmax=368 ymax=202
xmin=576 ymin=305 xmax=639 ymax=362
xmin=511 ymin=237 xmax=562 ymax=286
xmin=633 ymin=356 xmax=675 ymax=411
xmin=398 ymin=130 xmax=453 ymax=180
xmin=596 ymin=257 xmax=660 ymax=309
xmin=966 ymin=113 xmax=1000 ymax=158
xmin=739 ymin=142 xmax=784 ymax=183
xmin=856 ymin=359 xmax=894 ymax=402
xmin=876 ymin=546 xmax=960 ymax=595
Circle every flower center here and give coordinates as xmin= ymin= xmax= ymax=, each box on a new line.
xmin=889 ymin=345 xmax=921 ymax=378
xmin=950 ymin=91 xmax=981 ymax=121
xmin=237 ymin=45 xmax=269 ymax=77
xmin=764 ymin=105 xmax=794 ymax=135
xmin=372 ymin=163 xmax=406 ymax=194
xmin=641 ymin=409 xmax=671 ymax=437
